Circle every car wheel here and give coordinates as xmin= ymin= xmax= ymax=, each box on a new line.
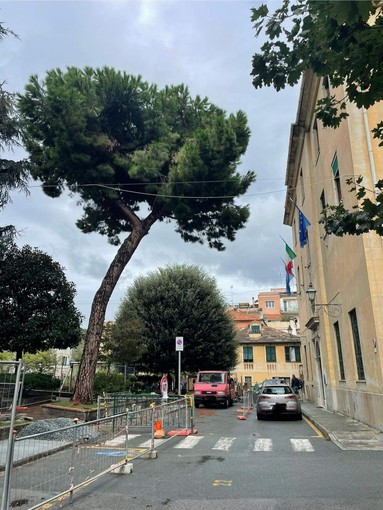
xmin=296 ymin=413 xmax=302 ymax=420
xmin=257 ymin=412 xmax=263 ymax=420
xmin=223 ymin=398 xmax=229 ymax=409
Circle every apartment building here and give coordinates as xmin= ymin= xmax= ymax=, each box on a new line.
xmin=284 ymin=70 xmax=383 ymax=430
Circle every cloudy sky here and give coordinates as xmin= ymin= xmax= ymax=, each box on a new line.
xmin=1 ymin=0 xmax=300 ymax=325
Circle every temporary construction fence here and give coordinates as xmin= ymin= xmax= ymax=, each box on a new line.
xmin=97 ymin=392 xmax=183 ymax=419
xmin=236 ymin=388 xmax=255 ymax=420
xmin=0 ymin=361 xmax=23 ymax=417
xmin=0 ymin=395 xmax=195 ymax=510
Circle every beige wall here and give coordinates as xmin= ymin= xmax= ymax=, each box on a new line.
xmin=285 ymin=72 xmax=383 ymax=431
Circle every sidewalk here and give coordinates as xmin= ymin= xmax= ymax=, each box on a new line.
xmin=301 ymin=400 xmax=383 ymax=450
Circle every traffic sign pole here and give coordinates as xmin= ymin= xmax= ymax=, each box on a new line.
xmin=178 ymin=351 xmax=181 ymax=396
xmin=175 ymin=337 xmax=184 ymax=396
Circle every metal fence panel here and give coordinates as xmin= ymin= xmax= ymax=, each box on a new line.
xmin=0 ymin=396 xmax=192 ymax=509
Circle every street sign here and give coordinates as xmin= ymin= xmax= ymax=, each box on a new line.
xmin=160 ymin=375 xmax=168 ymax=399
xmin=176 ymin=336 xmax=184 ymax=351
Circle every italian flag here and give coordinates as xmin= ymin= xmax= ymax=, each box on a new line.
xmin=285 ymin=242 xmax=296 ymax=278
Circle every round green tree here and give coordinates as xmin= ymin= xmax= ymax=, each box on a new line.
xmin=112 ymin=264 xmax=238 ymax=374
xmin=0 ymin=243 xmax=83 ymax=360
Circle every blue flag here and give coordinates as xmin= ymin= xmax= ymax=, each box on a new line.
xmin=299 ymin=209 xmax=311 ymax=248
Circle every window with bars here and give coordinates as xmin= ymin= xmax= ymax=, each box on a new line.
xmin=334 ymin=321 xmax=345 ymax=380
xmin=266 ymin=345 xmax=276 ymax=362
xmin=250 ymin=324 xmax=260 ymax=334
xmin=349 ymin=309 xmax=365 ymax=380
xmin=285 ymin=346 xmax=301 ymax=363
xmin=265 ymin=301 xmax=275 ymax=308
xmin=243 ymin=345 xmax=253 ymax=363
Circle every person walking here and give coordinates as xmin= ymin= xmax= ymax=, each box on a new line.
xmin=291 ymin=374 xmax=300 ymax=395
xmin=298 ymin=377 xmax=304 ymax=401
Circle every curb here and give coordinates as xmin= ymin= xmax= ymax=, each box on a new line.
xmin=302 ymin=410 xmax=330 ymax=440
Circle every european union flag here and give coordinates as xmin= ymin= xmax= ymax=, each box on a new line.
xmin=299 ymin=209 xmax=311 ymax=248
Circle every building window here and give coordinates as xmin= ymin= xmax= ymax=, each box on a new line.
xmin=266 ymin=345 xmax=276 ymax=362
xmin=334 ymin=321 xmax=345 ymax=380
xmin=244 ymin=376 xmax=252 ymax=388
xmin=320 ymin=190 xmax=326 ymax=211
xmin=304 ymin=345 xmax=310 ymax=380
xmin=250 ymin=324 xmax=260 ymax=334
xmin=285 ymin=346 xmax=301 ymax=362
xmin=300 ymin=168 xmax=305 ymax=203
xmin=296 ymin=266 xmax=301 ymax=293
xmin=282 ymin=299 xmax=298 ymax=313
xmin=322 ymin=76 xmax=331 ymax=98
xmin=265 ymin=301 xmax=275 ymax=308
xmin=313 ymin=118 xmax=320 ymax=163
xmin=243 ymin=345 xmax=253 ymax=363
xmin=349 ymin=309 xmax=365 ymax=380
xmin=332 ymin=153 xmax=342 ymax=204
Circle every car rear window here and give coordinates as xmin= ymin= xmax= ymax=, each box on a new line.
xmin=262 ymin=386 xmax=293 ymax=395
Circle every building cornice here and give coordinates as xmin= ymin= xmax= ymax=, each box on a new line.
xmin=284 ymin=70 xmax=321 ymax=226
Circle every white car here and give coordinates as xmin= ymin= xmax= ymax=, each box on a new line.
xmin=256 ymin=383 xmax=302 ymax=420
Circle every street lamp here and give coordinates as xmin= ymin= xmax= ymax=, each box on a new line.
xmin=306 ymin=283 xmax=342 ymax=317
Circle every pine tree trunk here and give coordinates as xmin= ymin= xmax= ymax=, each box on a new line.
xmin=71 ymin=213 xmax=157 ymax=404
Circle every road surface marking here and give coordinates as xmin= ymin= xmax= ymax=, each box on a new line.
xmin=213 ymin=480 xmax=232 ymax=486
xmin=139 ymin=438 xmax=168 ymax=448
xmin=212 ymin=437 xmax=236 ymax=450
xmin=254 ymin=438 xmax=273 ymax=451
xmin=303 ymin=416 xmax=326 ymax=438
xmin=105 ymin=434 xmax=140 ymax=446
xmin=174 ymin=436 xmax=204 ymax=448
xmin=290 ymin=438 xmax=314 ymax=452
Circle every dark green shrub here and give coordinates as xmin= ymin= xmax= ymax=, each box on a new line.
xmin=93 ymin=370 xmax=126 ymax=397
xmin=125 ymin=375 xmax=145 ymax=393
xmin=23 ymin=372 xmax=60 ymax=391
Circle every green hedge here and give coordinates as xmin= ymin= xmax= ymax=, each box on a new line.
xmin=23 ymin=373 xmax=60 ymax=391
xmin=93 ymin=370 xmax=144 ymax=397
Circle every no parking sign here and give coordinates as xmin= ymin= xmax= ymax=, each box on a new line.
xmin=176 ymin=336 xmax=184 ymax=351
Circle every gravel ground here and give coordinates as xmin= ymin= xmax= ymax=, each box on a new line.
xmin=17 ymin=418 xmax=99 ymax=441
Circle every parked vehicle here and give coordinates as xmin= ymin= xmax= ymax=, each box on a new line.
xmin=255 ymin=378 xmax=287 ymax=395
xmin=193 ymin=371 xmax=235 ymax=408
xmin=256 ymin=382 xmax=302 ymax=420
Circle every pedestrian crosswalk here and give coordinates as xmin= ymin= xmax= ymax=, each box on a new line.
xmin=105 ymin=434 xmax=316 ymax=452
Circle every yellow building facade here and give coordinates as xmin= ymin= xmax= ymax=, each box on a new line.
xmin=233 ymin=325 xmax=302 ymax=389
xmin=284 ymin=70 xmax=383 ymax=431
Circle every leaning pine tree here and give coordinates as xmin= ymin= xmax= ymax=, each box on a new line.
xmin=18 ymin=67 xmax=255 ymax=403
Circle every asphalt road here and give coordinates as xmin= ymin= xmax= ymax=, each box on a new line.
xmin=8 ymin=404 xmax=383 ymax=510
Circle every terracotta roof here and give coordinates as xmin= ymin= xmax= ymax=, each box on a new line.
xmin=237 ymin=325 xmax=300 ymax=345
xmin=228 ymin=308 xmax=261 ymax=329
xmin=262 ymin=314 xmax=282 ymax=321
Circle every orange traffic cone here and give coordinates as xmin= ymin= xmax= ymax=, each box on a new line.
xmin=154 ymin=419 xmax=165 ymax=438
